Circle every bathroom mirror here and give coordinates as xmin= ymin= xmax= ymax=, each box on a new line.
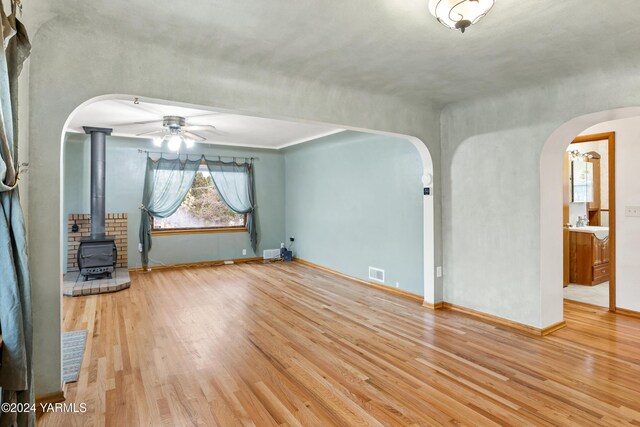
xmin=571 ymin=159 xmax=594 ymax=203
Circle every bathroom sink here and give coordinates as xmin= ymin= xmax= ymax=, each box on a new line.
xmin=573 ymin=226 xmax=608 ymax=232
xmin=570 ymin=226 xmax=609 ymax=239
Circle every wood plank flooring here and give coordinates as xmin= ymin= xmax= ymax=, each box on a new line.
xmin=41 ymin=262 xmax=640 ymax=426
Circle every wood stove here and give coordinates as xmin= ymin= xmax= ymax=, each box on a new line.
xmin=77 ymin=126 xmax=118 ymax=281
xmin=78 ymin=237 xmax=117 ymax=280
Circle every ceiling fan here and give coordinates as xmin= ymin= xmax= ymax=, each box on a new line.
xmin=132 ymin=115 xmax=221 ymax=151
xmin=114 ymin=114 xmax=223 ymax=151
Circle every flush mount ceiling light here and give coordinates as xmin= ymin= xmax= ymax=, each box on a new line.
xmin=428 ymin=0 xmax=495 ymax=33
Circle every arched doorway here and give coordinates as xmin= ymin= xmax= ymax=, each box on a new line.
xmin=57 ymin=93 xmax=438 ymax=386
xmin=60 ymin=94 xmax=437 ymax=301
xmin=539 ymin=107 xmax=640 ymax=327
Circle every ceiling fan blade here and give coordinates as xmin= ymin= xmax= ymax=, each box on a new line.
xmin=185 ymin=112 xmax=228 ymax=120
xmin=118 ymin=98 xmax=169 ymax=116
xmin=136 ymin=130 xmax=165 ymax=137
xmin=109 ymin=99 xmax=167 ymax=119
xmin=184 ymin=125 xmax=227 ymax=136
xmin=183 ymin=131 xmax=207 ymax=142
xmin=111 ymin=118 xmax=164 ymax=128
xmin=184 ymin=125 xmax=216 ymax=131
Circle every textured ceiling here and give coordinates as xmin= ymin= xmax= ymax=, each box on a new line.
xmin=67 ymin=99 xmax=343 ymax=149
xmin=24 ymin=0 xmax=640 ymax=106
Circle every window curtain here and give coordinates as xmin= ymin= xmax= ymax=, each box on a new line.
xmin=0 ymin=3 xmax=34 ymax=427
xmin=204 ymin=159 xmax=257 ymax=253
xmin=138 ymin=156 xmax=201 ymax=267
xmin=203 ymin=157 xmax=258 ymax=253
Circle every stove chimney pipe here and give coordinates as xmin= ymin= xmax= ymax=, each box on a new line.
xmin=83 ymin=126 xmax=112 ymax=239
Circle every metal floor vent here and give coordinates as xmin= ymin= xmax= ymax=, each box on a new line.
xmin=368 ymin=267 xmax=385 ymax=283
xmin=263 ymin=249 xmax=280 ymax=260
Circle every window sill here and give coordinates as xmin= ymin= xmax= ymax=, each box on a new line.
xmin=151 ymin=227 xmax=247 ymax=236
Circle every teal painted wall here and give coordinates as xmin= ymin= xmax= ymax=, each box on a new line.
xmin=63 ymin=134 xmax=286 ymax=271
xmin=63 ymin=131 xmax=424 ymax=297
xmin=284 ymin=131 xmax=424 ymax=296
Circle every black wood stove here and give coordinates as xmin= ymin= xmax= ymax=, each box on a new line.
xmin=77 ymin=127 xmax=117 ymax=281
xmin=77 ymin=237 xmax=117 ymax=280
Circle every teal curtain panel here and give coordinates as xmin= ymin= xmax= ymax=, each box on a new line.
xmin=205 ymin=158 xmax=257 ymax=253
xmin=0 ymin=2 xmax=33 ymax=426
xmin=138 ymin=156 xmax=201 ymax=267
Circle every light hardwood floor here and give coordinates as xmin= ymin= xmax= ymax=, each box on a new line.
xmin=41 ymin=262 xmax=640 ymax=426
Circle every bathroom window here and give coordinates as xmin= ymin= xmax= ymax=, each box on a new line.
xmin=571 ymin=160 xmax=594 ymax=203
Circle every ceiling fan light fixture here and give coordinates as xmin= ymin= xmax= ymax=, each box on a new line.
xmin=428 ymin=0 xmax=495 ymax=33
xmin=167 ymin=135 xmax=182 ymax=152
xmin=139 ymin=115 xmax=214 ymax=151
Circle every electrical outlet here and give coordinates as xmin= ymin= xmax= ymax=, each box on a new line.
xmin=280 ymin=242 xmax=285 ymax=248
xmin=138 ymin=243 xmax=143 ymax=253
xmin=242 ymin=249 xmax=247 ymax=255
xmin=436 ymin=266 xmax=442 ymax=277
xmin=395 ymin=282 xmax=400 ymax=288
xmin=625 ymin=206 xmax=640 ymax=217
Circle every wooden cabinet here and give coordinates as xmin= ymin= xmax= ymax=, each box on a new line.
xmin=569 ymin=231 xmax=609 ymax=285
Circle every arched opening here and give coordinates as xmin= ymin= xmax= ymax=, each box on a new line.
xmin=60 ymin=95 xmax=436 ymax=382
xmin=57 ymin=93 xmax=438 ymax=384
xmin=60 ymin=94 xmax=436 ymax=294
xmin=539 ymin=107 xmax=640 ymax=328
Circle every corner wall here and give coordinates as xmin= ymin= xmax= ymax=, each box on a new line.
xmin=284 ymin=131 xmax=424 ymax=295
xmin=441 ymin=67 xmax=640 ymax=329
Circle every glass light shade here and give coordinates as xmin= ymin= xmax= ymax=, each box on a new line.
xmin=428 ymin=0 xmax=495 ymax=33
xmin=153 ymin=137 xmax=163 ymax=147
xmin=167 ymin=135 xmax=182 ymax=152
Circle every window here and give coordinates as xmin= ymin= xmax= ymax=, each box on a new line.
xmin=571 ymin=159 xmax=594 ymax=203
xmin=152 ymin=166 xmax=246 ymax=234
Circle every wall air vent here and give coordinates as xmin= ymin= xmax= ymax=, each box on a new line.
xmin=368 ymin=267 xmax=385 ymax=283
xmin=263 ymin=249 xmax=280 ymax=260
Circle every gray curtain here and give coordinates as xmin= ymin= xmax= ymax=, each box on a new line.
xmin=205 ymin=158 xmax=257 ymax=253
xmin=0 ymin=3 xmax=33 ymax=427
xmin=139 ymin=156 xmax=201 ymax=267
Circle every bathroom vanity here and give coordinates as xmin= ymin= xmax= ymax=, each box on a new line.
xmin=569 ymin=226 xmax=609 ymax=286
